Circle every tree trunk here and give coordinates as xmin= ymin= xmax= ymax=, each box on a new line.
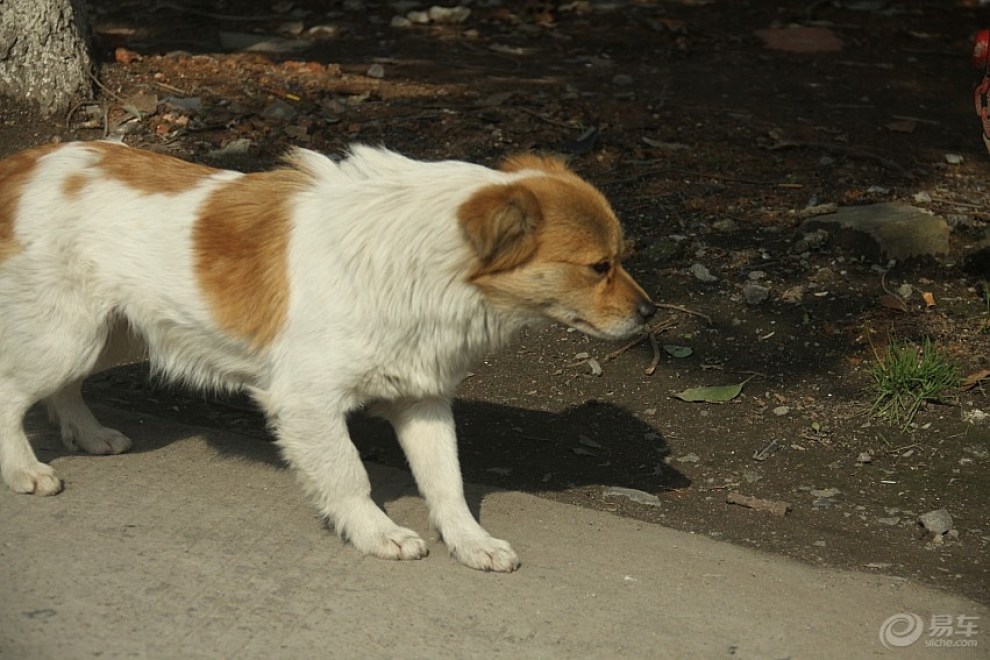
xmin=0 ymin=0 xmax=93 ymax=117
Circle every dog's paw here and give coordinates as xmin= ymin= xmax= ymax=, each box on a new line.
xmin=448 ymin=534 xmax=520 ymax=573
xmin=2 ymin=462 xmax=63 ymax=496
xmin=348 ymin=523 xmax=429 ymax=561
xmin=63 ymin=426 xmax=132 ymax=455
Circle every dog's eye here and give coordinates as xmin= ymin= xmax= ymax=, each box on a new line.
xmin=590 ymin=260 xmax=611 ymax=275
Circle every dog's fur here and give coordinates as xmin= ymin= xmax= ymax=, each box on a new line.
xmin=0 ymin=141 xmax=654 ymax=571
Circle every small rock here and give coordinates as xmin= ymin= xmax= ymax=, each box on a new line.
xmin=877 ymin=517 xmax=901 ymax=526
xmin=676 ymin=452 xmax=701 ymax=463
xmin=606 ymin=486 xmax=662 ymax=507
xmin=793 ymin=228 xmax=830 ymax=253
xmin=912 ymin=191 xmax=933 ymax=204
xmin=428 ymin=5 xmax=471 ymax=24
xmin=690 ymin=263 xmax=718 ymax=283
xmin=810 ymin=487 xmax=840 ymax=498
xmin=896 ymin=283 xmax=913 ymax=299
xmin=772 ymin=405 xmax=790 ymax=417
xmin=856 ymin=451 xmax=873 ymax=464
xmin=366 ymin=63 xmax=385 ymax=79
xmin=747 ymin=270 xmax=767 ymax=281
xmin=813 ymin=540 xmax=827 ymax=547
xmin=261 ymin=99 xmax=296 ymax=122
xmin=962 ymin=409 xmax=989 ymax=426
xmin=918 ymin=509 xmax=953 ymax=535
xmin=578 ymin=435 xmax=603 ymax=450
xmin=208 ymin=138 xmax=254 ymax=158
xmin=742 ymin=469 xmax=762 ymax=483
xmin=945 ymin=153 xmax=964 ymax=165
xmin=406 ymin=10 xmax=430 ymax=24
xmin=743 ymin=283 xmax=770 ymax=305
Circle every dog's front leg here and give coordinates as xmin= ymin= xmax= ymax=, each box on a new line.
xmin=273 ymin=403 xmax=428 ymax=561
xmin=383 ymin=397 xmax=520 ymax=572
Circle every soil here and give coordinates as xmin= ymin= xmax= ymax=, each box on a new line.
xmin=2 ymin=0 xmax=989 ymax=604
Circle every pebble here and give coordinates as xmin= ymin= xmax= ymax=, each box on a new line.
xmin=945 ymin=153 xmax=963 ymax=165
xmin=690 ymin=263 xmax=718 ymax=283
xmin=856 ymin=451 xmax=873 ymax=464
xmin=428 ymin=5 xmax=471 ymax=24
xmin=676 ymin=452 xmax=701 ymax=463
xmin=810 ymin=487 xmax=840 ymax=498
xmin=743 ymin=283 xmax=770 ymax=305
xmin=366 ymin=63 xmax=385 ymax=79
xmin=918 ymin=509 xmax=953 ymax=535
xmin=912 ymin=190 xmax=933 ymax=204
xmin=877 ymin=517 xmax=901 ymax=526
xmin=772 ymin=405 xmax=790 ymax=416
xmin=260 ymin=99 xmax=296 ymax=122
xmin=606 ymin=486 xmax=662 ymax=507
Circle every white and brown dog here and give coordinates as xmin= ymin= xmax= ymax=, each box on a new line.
xmin=0 ymin=141 xmax=655 ymax=571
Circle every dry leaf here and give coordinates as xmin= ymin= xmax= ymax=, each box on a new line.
xmin=878 ymin=293 xmax=909 ymax=313
xmin=961 ymin=369 xmax=990 ymax=391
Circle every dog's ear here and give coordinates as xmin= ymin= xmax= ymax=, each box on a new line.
xmin=458 ymin=182 xmax=542 ymax=273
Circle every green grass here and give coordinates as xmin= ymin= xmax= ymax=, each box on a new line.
xmin=870 ymin=338 xmax=960 ymax=428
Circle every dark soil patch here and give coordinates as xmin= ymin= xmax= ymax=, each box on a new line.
xmin=3 ymin=0 xmax=988 ymax=604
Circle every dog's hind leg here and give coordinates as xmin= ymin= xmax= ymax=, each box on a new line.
xmin=381 ymin=398 xmax=520 ymax=572
xmin=45 ymin=379 xmax=132 ymax=455
xmin=267 ymin=396 xmax=429 ymax=562
xmin=44 ymin=320 xmax=145 ymax=455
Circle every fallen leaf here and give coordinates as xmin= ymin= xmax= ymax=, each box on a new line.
xmin=961 ymin=369 xmax=990 ymax=391
xmin=878 ymin=293 xmax=909 ymax=313
xmin=754 ymin=26 xmax=842 ymax=53
xmin=674 ymin=381 xmax=748 ymax=403
xmin=663 ymin=345 xmax=693 ymax=358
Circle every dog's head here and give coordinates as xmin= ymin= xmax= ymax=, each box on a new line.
xmin=458 ymin=155 xmax=655 ymax=341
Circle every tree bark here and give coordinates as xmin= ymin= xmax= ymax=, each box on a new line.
xmin=0 ymin=0 xmax=93 ymax=117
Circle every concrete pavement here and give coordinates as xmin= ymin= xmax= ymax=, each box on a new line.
xmin=1 ymin=406 xmax=986 ymax=659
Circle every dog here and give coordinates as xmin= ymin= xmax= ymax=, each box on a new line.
xmin=0 ymin=141 xmax=655 ymax=572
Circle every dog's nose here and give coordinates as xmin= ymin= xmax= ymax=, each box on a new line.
xmin=638 ymin=300 xmax=657 ymax=322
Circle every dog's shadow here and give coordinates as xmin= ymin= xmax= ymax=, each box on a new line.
xmin=29 ymin=373 xmax=689 ymax=521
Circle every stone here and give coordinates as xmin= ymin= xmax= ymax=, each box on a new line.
xmin=606 ymin=486 xmax=661 ymax=507
xmin=918 ymin=509 xmax=953 ymax=535
xmin=690 ymin=263 xmax=718 ymax=283
xmin=743 ymin=283 xmax=770 ymax=305
xmin=801 ymin=203 xmax=949 ymax=261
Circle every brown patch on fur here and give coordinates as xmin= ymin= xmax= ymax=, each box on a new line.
xmin=86 ymin=142 xmax=219 ymax=195
xmin=194 ymin=168 xmax=311 ymax=348
xmin=62 ymin=173 xmax=88 ymax=199
xmin=0 ymin=143 xmax=62 ymax=262
xmin=500 ymin=153 xmax=571 ymax=175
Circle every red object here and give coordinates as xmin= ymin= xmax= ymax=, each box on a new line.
xmin=974 ymin=31 xmax=990 ymax=153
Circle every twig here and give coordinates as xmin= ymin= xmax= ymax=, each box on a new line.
xmin=645 ymin=331 xmax=662 ymax=376
xmin=600 ymin=333 xmax=648 ymax=363
xmin=517 ymin=107 xmax=585 ymax=130
xmin=657 ymin=303 xmax=712 ymax=324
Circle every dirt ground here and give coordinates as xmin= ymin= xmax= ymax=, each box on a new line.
xmin=2 ymin=0 xmax=989 ymax=604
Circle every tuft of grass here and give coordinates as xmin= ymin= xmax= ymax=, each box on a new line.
xmin=869 ymin=337 xmax=960 ymax=428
